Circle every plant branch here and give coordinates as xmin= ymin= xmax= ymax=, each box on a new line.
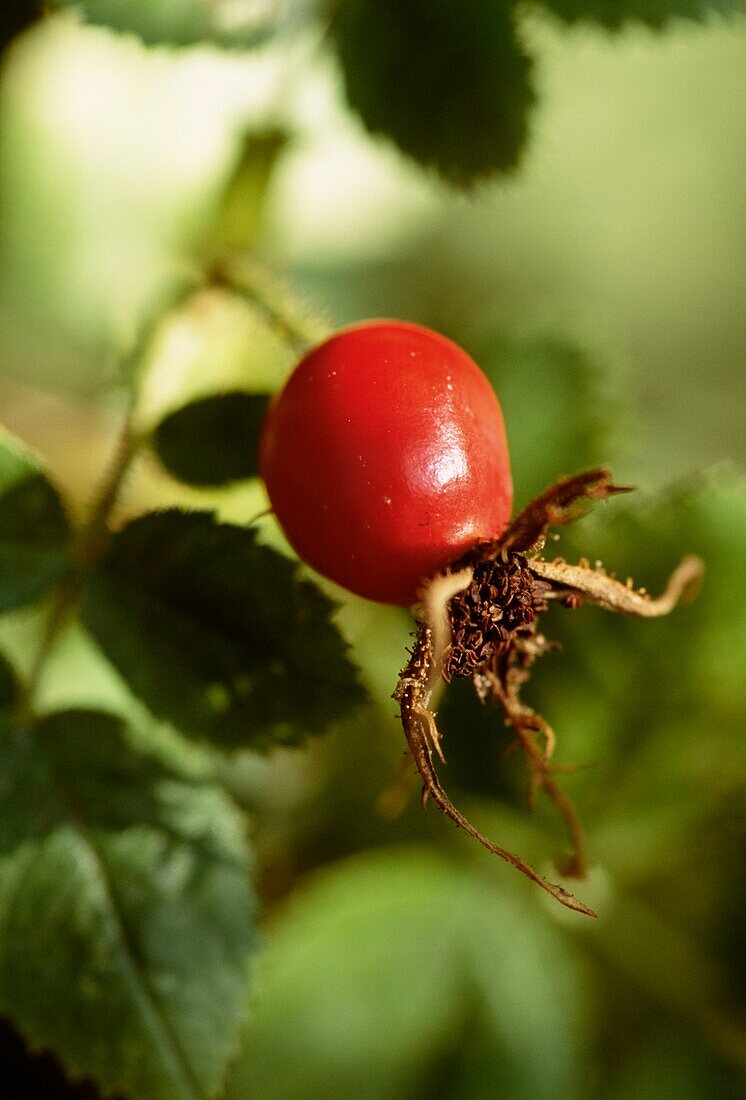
xmin=213 ymin=254 xmax=331 ymax=354
xmin=26 ymin=291 xmax=187 ymax=703
xmin=24 ymin=571 xmax=79 ymax=712
xmin=79 ymin=410 xmax=139 ymax=553
xmin=483 ymin=665 xmax=589 ymax=877
xmin=394 ymin=622 xmax=597 ymax=917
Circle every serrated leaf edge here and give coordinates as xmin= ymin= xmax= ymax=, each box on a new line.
xmin=0 ymin=709 xmax=254 ymax=1100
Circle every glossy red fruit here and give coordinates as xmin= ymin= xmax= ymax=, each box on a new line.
xmin=260 ymin=320 xmax=513 ymax=605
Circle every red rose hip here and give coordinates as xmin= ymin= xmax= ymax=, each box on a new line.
xmin=259 ymin=320 xmax=513 ymax=604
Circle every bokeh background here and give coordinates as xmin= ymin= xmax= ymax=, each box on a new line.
xmin=1 ymin=4 xmax=745 ymax=1098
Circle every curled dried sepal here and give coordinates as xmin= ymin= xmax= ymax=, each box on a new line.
xmin=472 ymin=467 xmax=631 ymax=560
xmin=394 ymin=622 xmax=597 ymax=917
xmin=393 ymin=469 xmax=703 ymax=917
xmin=530 ymin=554 xmax=704 ymax=616
xmin=417 ymin=566 xmax=475 ymax=689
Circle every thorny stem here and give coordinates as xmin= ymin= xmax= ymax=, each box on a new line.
xmin=213 ymin=255 xmax=331 ymax=354
xmin=26 ymin=410 xmax=140 ymax=708
xmin=81 ymin=408 xmax=139 ymax=550
xmin=23 ymin=259 xmax=327 ymax=705
xmin=25 ymin=303 xmax=164 ymax=704
xmin=484 ymin=668 xmax=589 ymax=876
xmin=19 ymin=570 xmax=79 ymax=722
xmin=23 ymin=259 xmax=335 ymax=705
xmin=394 ymin=623 xmax=598 ymax=917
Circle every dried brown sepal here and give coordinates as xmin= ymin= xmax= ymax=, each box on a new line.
xmin=393 ymin=621 xmax=597 ymax=917
xmin=472 ymin=467 xmax=631 ymax=561
xmin=391 ymin=469 xmax=704 ymax=917
xmin=476 ymin=633 xmax=590 ymax=877
xmin=530 ymin=554 xmax=704 ymax=616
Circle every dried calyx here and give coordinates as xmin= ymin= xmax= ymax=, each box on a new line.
xmin=393 ymin=468 xmax=704 ymax=917
xmin=443 ymin=554 xmax=546 ymax=680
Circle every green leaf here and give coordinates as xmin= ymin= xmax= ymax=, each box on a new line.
xmin=0 ymin=650 xmax=19 ymax=717
xmin=207 ymin=128 xmax=289 ymax=258
xmin=80 ymin=510 xmax=366 ymax=748
xmin=331 ymin=0 xmax=536 ymax=184
xmin=132 ymin=286 xmax=296 ymax=487
xmin=52 ymin=0 xmax=319 ymax=49
xmin=0 ymin=424 xmax=70 ymax=613
xmin=538 ymin=0 xmax=738 ymax=29
xmin=223 ymin=847 xmax=584 ymax=1100
xmin=0 ymin=708 xmax=256 ymax=1100
xmin=153 ymin=392 xmax=271 ymax=486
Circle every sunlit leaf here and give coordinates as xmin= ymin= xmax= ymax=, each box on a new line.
xmin=224 ymin=847 xmax=584 ymax=1099
xmin=0 ymin=708 xmax=256 ymax=1100
xmin=0 ymin=423 xmax=70 ymax=613
xmin=80 ymin=510 xmax=366 ymax=748
xmin=331 ymin=0 xmax=536 ymax=184
xmin=52 ymin=0 xmax=319 ymax=49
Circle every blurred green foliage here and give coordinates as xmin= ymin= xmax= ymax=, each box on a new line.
xmin=0 ymin=3 xmax=744 ymax=1100
xmin=50 ymin=0 xmax=319 ymax=49
xmin=541 ymin=0 xmax=739 ymax=28
xmin=224 ymin=848 xmax=586 ymax=1100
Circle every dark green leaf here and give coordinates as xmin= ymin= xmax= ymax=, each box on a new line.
xmin=132 ymin=287 xmax=296 ymax=464
xmin=153 ymin=391 xmax=271 ymax=486
xmin=0 ymin=424 xmax=70 ymax=612
xmin=52 ymin=0 xmax=319 ymax=49
xmin=0 ymin=708 xmax=256 ymax=1100
xmin=539 ymin=0 xmax=738 ymax=29
xmin=80 ymin=510 xmax=366 ymax=748
xmin=331 ymin=0 xmax=535 ymax=184
xmin=224 ymin=848 xmax=584 ymax=1100
xmin=0 ymin=651 xmax=19 ymax=716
